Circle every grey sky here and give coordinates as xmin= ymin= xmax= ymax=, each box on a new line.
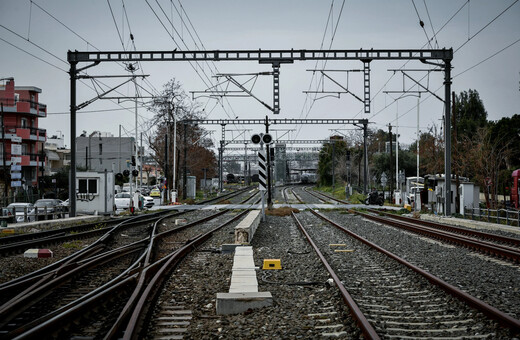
xmin=1 ymin=0 xmax=518 ymax=150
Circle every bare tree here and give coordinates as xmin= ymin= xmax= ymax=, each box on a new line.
xmin=461 ymin=127 xmax=512 ymax=208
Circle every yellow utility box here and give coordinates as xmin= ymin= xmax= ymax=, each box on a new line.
xmin=262 ymin=259 xmax=282 ymax=270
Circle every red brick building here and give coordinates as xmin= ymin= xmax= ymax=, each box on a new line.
xmin=0 ymin=78 xmax=46 ymax=191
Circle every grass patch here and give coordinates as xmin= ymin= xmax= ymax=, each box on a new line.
xmin=218 ymin=199 xmax=232 ymax=204
xmin=348 ymin=192 xmax=366 ymax=204
xmin=62 ymin=240 xmax=83 ymax=249
xmin=266 ymin=207 xmax=300 ymax=216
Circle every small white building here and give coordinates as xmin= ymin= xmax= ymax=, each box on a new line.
xmin=424 ymin=174 xmax=478 ymax=215
xmin=76 ymin=171 xmax=115 ymax=215
xmin=459 ymin=182 xmax=480 ymax=214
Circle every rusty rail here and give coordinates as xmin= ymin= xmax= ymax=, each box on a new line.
xmin=355 ymin=209 xmax=520 ymax=262
xmin=311 ymin=209 xmax=520 ymax=332
xmin=291 ymin=211 xmax=380 ymax=340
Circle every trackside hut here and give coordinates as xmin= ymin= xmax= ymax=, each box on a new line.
xmin=76 ymin=171 xmax=115 ymax=215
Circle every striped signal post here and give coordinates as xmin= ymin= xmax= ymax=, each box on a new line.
xmin=258 ymin=150 xmax=267 ymax=221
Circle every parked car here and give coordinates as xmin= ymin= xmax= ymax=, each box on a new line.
xmin=115 ymin=192 xmax=132 ymax=210
xmin=143 ymin=195 xmax=154 ymax=208
xmin=0 ymin=207 xmax=16 ymax=225
xmin=150 ymin=188 xmax=161 ymax=197
xmin=59 ymin=199 xmax=70 ymax=213
xmin=7 ymin=202 xmax=35 ymax=223
xmin=33 ymin=199 xmax=64 ymax=220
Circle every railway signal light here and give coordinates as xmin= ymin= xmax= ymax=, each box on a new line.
xmin=262 ymin=133 xmax=273 ymax=145
xmin=251 ymin=134 xmax=261 ymax=144
xmin=251 ymin=133 xmax=273 ymax=145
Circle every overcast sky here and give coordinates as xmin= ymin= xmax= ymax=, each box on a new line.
xmin=1 ymin=0 xmax=519 ymax=152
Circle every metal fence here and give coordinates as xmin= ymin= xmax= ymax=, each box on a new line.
xmin=463 ymin=207 xmax=520 ymax=227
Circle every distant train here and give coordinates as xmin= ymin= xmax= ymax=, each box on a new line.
xmin=301 ymin=172 xmax=317 ymax=184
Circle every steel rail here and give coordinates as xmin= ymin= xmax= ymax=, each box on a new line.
xmin=116 ymin=209 xmax=250 ymax=340
xmin=0 ymin=211 xmax=178 ymax=256
xmin=10 ymin=207 xmax=249 ymax=339
xmin=367 ymin=208 xmax=520 ymax=247
xmin=310 ymin=209 xmax=520 ymax=332
xmin=12 ymin=274 xmax=139 ymax=340
xmin=291 ymin=211 xmax=380 ymax=340
xmin=355 ymin=210 xmax=520 ymax=262
xmin=0 ymin=241 xmax=146 ymax=330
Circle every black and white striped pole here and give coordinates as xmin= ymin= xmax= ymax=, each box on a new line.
xmin=252 ymin=133 xmax=272 ymax=221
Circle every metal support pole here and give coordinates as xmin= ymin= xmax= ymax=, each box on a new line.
xmin=118 ymin=125 xmax=121 ymax=173
xmin=172 ymin=108 xmax=177 ymax=199
xmin=272 ymin=63 xmax=280 ymax=114
xmin=389 ymin=124 xmax=393 ymax=198
xmin=1 ymin=104 xmax=7 ymax=206
xmin=444 ymin=59 xmax=452 ymax=216
xmin=332 ymin=141 xmax=335 ymax=190
xmin=219 ymin=143 xmax=223 ymax=192
xmin=265 ymin=116 xmax=272 ymax=207
xmin=140 ymin=132 xmax=143 ymax=191
xmin=363 ymin=123 xmax=368 ymax=194
xmin=164 ymin=131 xmax=168 ymax=204
xmin=69 ymin=61 xmax=77 ymax=217
xmin=244 ymin=142 xmax=248 ymax=186
xmin=183 ymin=122 xmax=187 ymax=200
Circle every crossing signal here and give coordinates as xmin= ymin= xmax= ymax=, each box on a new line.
xmin=131 ymin=156 xmax=136 ymax=166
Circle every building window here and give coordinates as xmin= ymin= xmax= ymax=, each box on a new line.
xmin=21 ymin=118 xmax=27 ymax=129
xmin=78 ymin=178 xmax=98 ymax=195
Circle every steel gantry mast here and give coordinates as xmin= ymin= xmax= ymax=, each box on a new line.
xmin=68 ymin=48 xmax=453 ymax=216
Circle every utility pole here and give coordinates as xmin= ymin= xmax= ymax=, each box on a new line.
xmin=265 ymin=116 xmax=272 ymax=207
xmin=140 ymin=132 xmax=143 ymax=191
xmin=183 ymin=122 xmax=187 ymax=200
xmin=444 ymin=59 xmax=452 ymax=216
xmin=389 ymin=124 xmax=393 ymax=198
xmin=118 ymin=125 xmax=121 ymax=173
xmin=172 ymin=105 xmax=177 ymax=202
xmin=452 ymin=91 xmax=459 ymax=214
xmin=164 ymin=131 xmax=168 ymax=204
xmin=332 ymin=141 xmax=336 ymax=190
xmin=1 ymin=104 xmax=7 ymax=206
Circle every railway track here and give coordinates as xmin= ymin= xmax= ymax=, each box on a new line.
xmin=303 ymin=187 xmax=520 ymax=263
xmin=291 ymin=206 xmax=519 ymax=339
xmin=2 ymin=193 xmax=260 ymax=339
xmin=286 ymin=189 xmax=520 ymax=338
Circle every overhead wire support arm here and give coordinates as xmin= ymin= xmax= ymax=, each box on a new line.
xmin=224 ymin=75 xmax=274 ymax=111
xmin=75 ymin=76 xmax=143 ymax=111
xmin=401 ymin=71 xmax=444 ymax=102
xmin=303 ymin=70 xmax=364 ymax=103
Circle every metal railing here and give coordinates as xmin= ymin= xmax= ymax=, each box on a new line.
xmin=464 ymin=207 xmax=520 ymax=227
xmin=0 ymin=97 xmax=46 ymax=110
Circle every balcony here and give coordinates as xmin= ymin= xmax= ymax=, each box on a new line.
xmin=0 ymin=152 xmax=45 ymax=167
xmin=0 ymin=125 xmax=46 ymax=142
xmin=0 ymin=98 xmax=47 ymax=117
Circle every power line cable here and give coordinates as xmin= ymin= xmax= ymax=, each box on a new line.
xmin=454 ymin=0 xmax=519 ymax=53
xmin=107 ymin=0 xmax=126 ymax=49
xmin=0 ymin=36 xmax=67 ymax=72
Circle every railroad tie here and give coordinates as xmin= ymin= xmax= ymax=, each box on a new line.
xmin=307 ymin=305 xmax=348 ymax=337
xmin=155 ymin=305 xmax=192 ymax=339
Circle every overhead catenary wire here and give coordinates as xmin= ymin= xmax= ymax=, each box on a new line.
xmin=363 ymin=0 xmax=518 ymax=130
